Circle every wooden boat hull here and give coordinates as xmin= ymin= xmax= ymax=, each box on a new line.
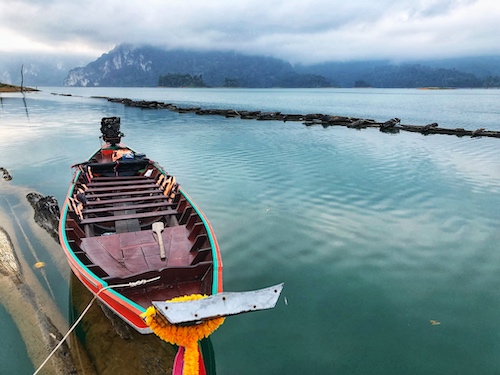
xmin=58 ymin=117 xmax=283 ymax=375
xmin=59 ymin=144 xmax=223 ymax=334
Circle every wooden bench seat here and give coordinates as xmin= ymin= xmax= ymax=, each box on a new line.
xmin=88 ymin=179 xmax=155 ymax=187
xmin=80 ymin=209 xmax=177 ymax=225
xmin=85 ymin=189 xmax=163 ymax=199
xmin=85 ymin=195 xmax=173 ymax=206
xmin=83 ymin=201 xmax=176 ymax=214
xmin=91 ymin=175 xmax=152 ymax=182
xmin=85 ymin=183 xmax=158 ymax=193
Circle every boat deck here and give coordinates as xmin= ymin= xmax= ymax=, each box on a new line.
xmin=80 ymin=226 xmax=191 ymax=279
xmin=61 ymin=126 xmax=222 ymax=333
xmin=65 ymin=164 xmax=215 ymax=307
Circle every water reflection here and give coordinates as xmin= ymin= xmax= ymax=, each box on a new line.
xmin=22 ymin=93 xmax=30 ymax=121
xmin=0 ymin=185 xmax=73 ymax=374
xmin=1 ymin=88 xmax=500 ymax=374
xmin=0 ymin=304 xmax=34 ymax=374
xmin=69 ymin=273 xmax=176 ymax=374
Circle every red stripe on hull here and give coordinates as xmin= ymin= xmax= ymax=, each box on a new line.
xmin=62 ymin=242 xmax=150 ymax=332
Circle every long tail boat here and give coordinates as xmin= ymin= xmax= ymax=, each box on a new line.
xmin=59 ymin=117 xmax=282 ymax=374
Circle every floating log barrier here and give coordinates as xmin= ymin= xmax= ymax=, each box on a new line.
xmin=90 ymin=96 xmax=500 ymax=139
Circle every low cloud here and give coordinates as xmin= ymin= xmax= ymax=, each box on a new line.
xmin=0 ymin=0 xmax=498 ymax=63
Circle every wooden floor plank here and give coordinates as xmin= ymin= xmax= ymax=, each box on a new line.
xmin=81 ymin=226 xmax=191 ymax=279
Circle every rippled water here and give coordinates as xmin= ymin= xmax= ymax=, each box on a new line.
xmin=1 ymin=88 xmax=500 ymax=374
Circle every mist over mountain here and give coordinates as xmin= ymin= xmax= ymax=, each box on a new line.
xmin=0 ymin=53 xmax=91 ymax=87
xmin=419 ymin=56 xmax=500 ymax=77
xmin=62 ymin=45 xmax=500 ymax=88
xmin=296 ymin=60 xmax=500 ymax=88
xmin=2 ymin=44 xmax=500 ymax=88
xmin=63 ymin=44 xmax=332 ymax=88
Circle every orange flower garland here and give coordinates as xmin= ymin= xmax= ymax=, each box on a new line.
xmin=141 ymin=294 xmax=225 ymax=375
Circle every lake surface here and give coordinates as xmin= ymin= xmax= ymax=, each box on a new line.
xmin=1 ymin=87 xmax=500 ymax=374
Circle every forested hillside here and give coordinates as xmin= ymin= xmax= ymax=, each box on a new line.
xmin=0 ymin=43 xmax=489 ymax=88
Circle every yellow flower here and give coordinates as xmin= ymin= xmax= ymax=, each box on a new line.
xmin=141 ymin=294 xmax=225 ymax=375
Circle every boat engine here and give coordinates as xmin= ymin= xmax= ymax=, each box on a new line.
xmin=100 ymin=117 xmax=123 ymax=145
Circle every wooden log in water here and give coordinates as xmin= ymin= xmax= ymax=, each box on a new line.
xmin=89 ymin=96 xmax=500 ymax=139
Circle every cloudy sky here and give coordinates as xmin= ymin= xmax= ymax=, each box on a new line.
xmin=1 ymin=0 xmax=499 ymax=64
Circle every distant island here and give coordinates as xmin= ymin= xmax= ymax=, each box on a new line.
xmin=158 ymin=73 xmax=207 ymax=88
xmin=0 ymin=82 xmax=38 ymax=92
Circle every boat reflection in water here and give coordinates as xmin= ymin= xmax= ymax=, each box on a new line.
xmin=69 ymin=272 xmax=184 ymax=374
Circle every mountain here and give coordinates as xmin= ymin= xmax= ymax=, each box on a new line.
xmin=4 ymin=44 xmax=499 ymax=88
xmin=64 ymin=45 xmax=500 ymax=88
xmin=420 ymin=56 xmax=500 ymax=77
xmin=296 ymin=61 xmax=500 ymax=88
xmin=64 ymin=44 xmax=332 ymax=88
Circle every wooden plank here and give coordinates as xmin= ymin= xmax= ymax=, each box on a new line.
xmin=190 ymin=234 xmax=208 ymax=253
xmin=188 ymin=222 xmax=204 ymax=241
xmin=81 ymin=209 xmax=177 ymax=225
xmin=102 ymin=261 xmax=212 ymax=287
xmin=83 ymin=201 xmax=176 ymax=214
xmin=66 ymin=228 xmax=82 ymax=244
xmin=85 ymin=189 xmax=162 ymax=199
xmin=191 ymin=248 xmax=211 ymax=265
xmin=85 ymin=195 xmax=173 ymax=206
xmin=81 ymin=227 xmax=192 ymax=279
xmin=91 ymin=176 xmax=151 ymax=182
xmin=115 ymin=208 xmax=141 ymax=234
xmin=121 ymin=246 xmax=150 ymax=274
xmin=116 ymin=218 xmax=141 ymax=233
xmin=86 ymin=183 xmax=158 ymax=192
xmin=66 ymin=219 xmax=85 ymax=238
xmin=81 ymin=236 xmax=127 ymax=278
xmin=88 ymin=179 xmax=155 ymax=187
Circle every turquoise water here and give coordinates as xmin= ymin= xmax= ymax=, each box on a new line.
xmin=1 ymin=88 xmax=500 ymax=374
xmin=0 ymin=304 xmax=34 ymax=374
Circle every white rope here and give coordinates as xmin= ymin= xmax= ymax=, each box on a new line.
xmin=32 ymin=276 xmax=160 ymax=375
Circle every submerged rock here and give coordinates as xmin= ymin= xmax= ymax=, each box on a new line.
xmin=0 ymin=226 xmax=21 ymax=278
xmin=0 ymin=167 xmax=12 ymax=181
xmin=26 ymin=193 xmax=60 ymax=241
xmin=0 ymin=226 xmax=83 ymax=374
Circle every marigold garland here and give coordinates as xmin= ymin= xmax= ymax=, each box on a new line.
xmin=141 ymin=294 xmax=225 ymax=375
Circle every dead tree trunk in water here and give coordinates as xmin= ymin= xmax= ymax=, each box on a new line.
xmin=20 ymin=64 xmax=24 ymax=92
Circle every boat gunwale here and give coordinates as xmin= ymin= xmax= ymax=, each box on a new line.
xmin=152 ymin=160 xmax=223 ymax=295
xmin=59 ymin=146 xmax=224 ymax=332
